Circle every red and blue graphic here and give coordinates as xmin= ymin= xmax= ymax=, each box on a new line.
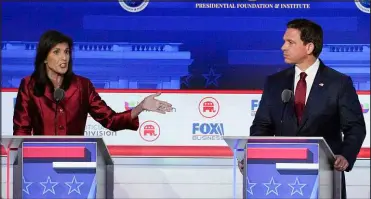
xmin=22 ymin=142 xmax=97 ymax=199
xmin=245 ymin=143 xmax=319 ymax=199
xmin=361 ymin=103 xmax=369 ymax=113
xmin=124 ymin=101 xmax=137 ymax=110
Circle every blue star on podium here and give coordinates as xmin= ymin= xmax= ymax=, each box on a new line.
xmin=22 ymin=176 xmax=33 ymax=195
xmin=263 ymin=177 xmax=281 ymax=196
xmin=203 ymin=68 xmax=221 ymax=87
xmin=65 ymin=175 xmax=84 ymax=195
xmin=246 ymin=177 xmax=257 ymax=195
xmin=288 ymin=177 xmax=306 ymax=196
xmin=40 ymin=176 xmax=59 ymax=195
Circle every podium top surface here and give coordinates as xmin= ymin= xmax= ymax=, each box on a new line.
xmin=223 ymin=136 xmax=327 ymax=142
xmin=1 ymin=135 xmax=104 ymax=148
xmin=223 ymin=136 xmax=335 ymax=160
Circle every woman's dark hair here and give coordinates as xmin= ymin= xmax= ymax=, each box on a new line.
xmin=31 ymin=30 xmax=74 ymax=96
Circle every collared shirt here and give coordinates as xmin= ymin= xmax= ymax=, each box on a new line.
xmin=294 ymin=59 xmax=320 ymax=104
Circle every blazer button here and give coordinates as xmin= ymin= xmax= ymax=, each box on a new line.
xmin=59 ymin=125 xmax=64 ymax=130
xmin=59 ymin=109 xmax=64 ymax=113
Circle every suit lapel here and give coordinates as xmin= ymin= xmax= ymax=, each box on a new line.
xmin=297 ymin=61 xmax=327 ymax=133
xmin=44 ymin=86 xmax=54 ymax=102
xmin=63 ymin=77 xmax=78 ymax=102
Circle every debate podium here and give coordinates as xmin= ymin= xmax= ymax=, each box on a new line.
xmin=1 ymin=135 xmax=114 ymax=199
xmin=223 ymin=136 xmax=342 ymax=199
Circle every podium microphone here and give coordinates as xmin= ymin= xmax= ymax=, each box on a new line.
xmin=53 ymin=88 xmax=65 ymax=135
xmin=279 ymin=89 xmax=293 ymax=136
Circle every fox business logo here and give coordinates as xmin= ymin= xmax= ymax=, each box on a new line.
xmin=250 ymin=100 xmax=369 ymax=114
xmin=251 ymin=99 xmax=260 ymax=116
xmin=192 ymin=123 xmax=224 ymax=140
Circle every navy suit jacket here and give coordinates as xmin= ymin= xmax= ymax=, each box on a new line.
xmin=250 ymin=60 xmax=366 ymax=172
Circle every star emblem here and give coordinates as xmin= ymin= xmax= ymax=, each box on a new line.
xmin=22 ymin=176 xmax=33 ymax=195
xmin=181 ymin=73 xmax=193 ymax=87
xmin=40 ymin=176 xmax=59 ymax=195
xmin=65 ymin=176 xmax=84 ymax=195
xmin=288 ymin=177 xmax=306 ymax=196
xmin=246 ymin=176 xmax=257 ymax=195
xmin=263 ymin=177 xmax=281 ymax=196
xmin=202 ymin=68 xmax=221 ymax=87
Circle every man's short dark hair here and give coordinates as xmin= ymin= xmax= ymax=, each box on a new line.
xmin=287 ymin=19 xmax=323 ymax=58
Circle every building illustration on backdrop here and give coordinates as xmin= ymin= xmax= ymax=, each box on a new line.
xmin=1 ymin=42 xmax=370 ymax=90
xmin=1 ymin=42 xmax=193 ymax=89
xmin=228 ymin=44 xmax=370 ymax=91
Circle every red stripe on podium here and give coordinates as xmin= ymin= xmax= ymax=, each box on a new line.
xmin=1 ymin=146 xmax=370 ymax=158
xmin=22 ymin=146 xmax=85 ymax=158
xmin=109 ymin=146 xmax=233 ymax=157
xmin=246 ymin=148 xmax=308 ymax=160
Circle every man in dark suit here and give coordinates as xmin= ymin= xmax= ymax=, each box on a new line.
xmin=243 ymin=19 xmax=366 ymax=199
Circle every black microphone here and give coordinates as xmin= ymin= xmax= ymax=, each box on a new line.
xmin=279 ymin=89 xmax=293 ymax=136
xmin=53 ymin=88 xmax=65 ymax=103
xmin=53 ymin=88 xmax=65 ymax=135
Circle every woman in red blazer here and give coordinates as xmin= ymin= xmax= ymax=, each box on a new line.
xmin=13 ymin=30 xmax=173 ymax=136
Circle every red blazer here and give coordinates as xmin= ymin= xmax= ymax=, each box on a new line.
xmin=13 ymin=75 xmax=139 ymax=136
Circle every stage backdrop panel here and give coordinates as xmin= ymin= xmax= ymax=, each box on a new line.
xmin=1 ymin=2 xmax=370 ymax=91
xmin=1 ymin=90 xmax=370 ymax=150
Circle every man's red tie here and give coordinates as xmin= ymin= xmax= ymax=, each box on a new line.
xmin=295 ymin=72 xmax=307 ymax=124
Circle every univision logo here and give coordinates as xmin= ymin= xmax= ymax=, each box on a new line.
xmin=361 ymin=103 xmax=369 ymax=113
xmin=124 ymin=101 xmax=138 ymax=111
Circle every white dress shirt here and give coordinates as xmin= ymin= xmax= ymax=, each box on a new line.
xmin=294 ymin=59 xmax=320 ymax=104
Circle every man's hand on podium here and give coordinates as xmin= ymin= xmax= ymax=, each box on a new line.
xmin=334 ymin=155 xmax=349 ymax=171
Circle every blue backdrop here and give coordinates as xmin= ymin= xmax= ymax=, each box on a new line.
xmin=1 ymin=1 xmax=370 ymax=90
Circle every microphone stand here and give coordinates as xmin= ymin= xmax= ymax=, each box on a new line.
xmin=54 ymin=101 xmax=59 ymax=136
xmin=279 ymin=103 xmax=288 ymax=137
xmin=279 ymin=90 xmax=293 ymax=137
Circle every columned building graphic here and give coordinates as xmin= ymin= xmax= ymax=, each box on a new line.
xmin=320 ymin=44 xmax=370 ymax=91
xmin=228 ymin=44 xmax=370 ymax=91
xmin=2 ymin=42 xmax=369 ymax=91
xmin=1 ymin=41 xmax=193 ymax=89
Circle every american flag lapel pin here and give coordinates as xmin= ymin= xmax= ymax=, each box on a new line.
xmin=319 ymin=83 xmax=324 ymax=87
